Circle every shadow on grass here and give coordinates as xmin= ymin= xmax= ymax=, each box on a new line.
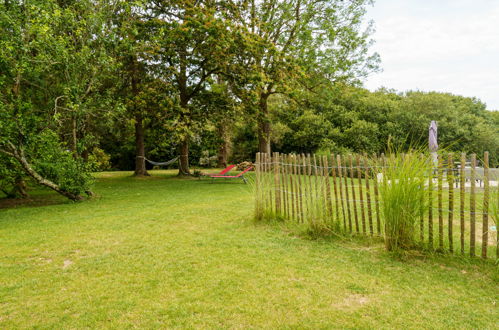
xmin=0 ymin=193 xmax=69 ymax=209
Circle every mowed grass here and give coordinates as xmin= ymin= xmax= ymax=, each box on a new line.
xmin=0 ymin=170 xmax=497 ymax=329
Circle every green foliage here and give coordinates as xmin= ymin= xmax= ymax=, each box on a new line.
xmin=87 ymin=147 xmax=111 ymax=172
xmin=379 ymin=150 xmax=429 ymax=252
xmin=30 ymin=131 xmax=94 ymax=196
xmin=198 ymin=151 xmax=218 ymax=168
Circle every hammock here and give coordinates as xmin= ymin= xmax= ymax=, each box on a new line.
xmin=143 ymin=156 xmax=179 ymax=167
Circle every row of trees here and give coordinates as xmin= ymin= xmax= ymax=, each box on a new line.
xmin=1 ymin=0 xmax=497 ymax=201
xmin=0 ymin=0 xmax=379 ymax=200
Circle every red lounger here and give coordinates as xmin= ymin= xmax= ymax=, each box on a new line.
xmin=206 ymin=165 xmax=236 ymax=177
xmin=210 ymin=166 xmax=253 ymax=183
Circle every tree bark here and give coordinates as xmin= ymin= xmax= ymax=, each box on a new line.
xmin=178 ymin=136 xmax=190 ymax=175
xmin=130 ymin=53 xmax=148 ymax=177
xmin=134 ymin=113 xmax=149 ymax=176
xmin=257 ymin=93 xmax=271 ymax=154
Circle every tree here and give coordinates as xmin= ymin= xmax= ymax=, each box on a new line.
xmin=144 ymin=0 xmax=254 ymax=174
xmin=229 ymin=0 xmax=379 ymax=154
xmin=0 ymin=0 xmax=113 ymax=200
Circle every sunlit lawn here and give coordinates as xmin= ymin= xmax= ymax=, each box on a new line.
xmin=0 ymin=170 xmax=497 ymax=328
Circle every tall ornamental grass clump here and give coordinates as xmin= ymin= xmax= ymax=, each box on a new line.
xmin=379 ymin=151 xmax=430 ymax=251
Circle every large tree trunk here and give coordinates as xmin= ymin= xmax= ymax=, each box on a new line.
xmin=2 ymin=145 xmax=84 ymax=201
xmin=178 ymin=137 xmax=190 ymax=175
xmin=134 ymin=114 xmax=149 ymax=176
xmin=217 ymin=123 xmax=230 ymax=168
xmin=257 ymin=93 xmax=271 ymax=154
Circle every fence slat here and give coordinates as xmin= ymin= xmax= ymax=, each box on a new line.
xmin=283 ymin=154 xmax=289 ymax=220
xmin=438 ymin=155 xmax=444 ymax=250
xmin=357 ymin=155 xmax=366 ymax=233
xmin=340 ymin=156 xmax=353 ymax=232
xmin=373 ymin=155 xmax=381 ymax=235
xmin=290 ymin=155 xmax=296 ymax=221
xmin=417 ymin=154 xmax=423 ymax=242
xmin=298 ymin=154 xmax=305 ymax=223
xmin=323 ymin=156 xmax=333 ymax=220
xmin=349 ymin=155 xmax=359 ymax=233
xmin=364 ymin=155 xmax=373 ymax=235
xmin=482 ymin=151 xmax=489 ymax=259
xmin=274 ymin=153 xmax=281 ymax=215
xmin=331 ymin=155 xmax=341 ymax=225
xmin=342 ymin=155 xmax=352 ymax=232
xmin=255 ymin=153 xmax=261 ymax=218
xmin=460 ymin=153 xmax=466 ymax=254
xmin=428 ymin=158 xmax=434 ymax=249
xmin=313 ymin=154 xmax=322 ymax=224
xmin=447 ymin=153 xmax=454 ymax=253
xmin=470 ymin=153 xmax=476 ymax=257
xmin=337 ymin=155 xmax=347 ymax=231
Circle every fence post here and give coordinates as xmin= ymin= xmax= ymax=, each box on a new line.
xmin=364 ymin=154 xmax=373 ymax=236
xmin=460 ymin=153 xmax=466 ymax=254
xmin=482 ymin=151 xmax=489 ymax=258
xmin=470 ymin=153 xmax=476 ymax=257
xmin=373 ymin=154 xmax=381 ymax=235
xmin=323 ymin=155 xmax=333 ymax=220
xmin=349 ymin=155 xmax=359 ymax=233
xmin=428 ymin=155 xmax=434 ymax=249
xmin=438 ymin=155 xmax=444 ymax=251
xmin=337 ymin=155 xmax=347 ymax=231
xmin=342 ymin=155 xmax=352 ymax=232
xmin=255 ymin=153 xmax=261 ymax=218
xmin=356 ymin=155 xmax=366 ymax=233
xmin=331 ymin=154 xmax=341 ymax=225
xmin=447 ymin=153 xmax=454 ymax=253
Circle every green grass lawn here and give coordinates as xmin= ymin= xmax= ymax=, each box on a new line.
xmin=0 ymin=170 xmax=498 ymax=328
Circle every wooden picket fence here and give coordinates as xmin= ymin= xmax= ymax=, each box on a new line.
xmin=254 ymin=152 xmax=498 ymax=259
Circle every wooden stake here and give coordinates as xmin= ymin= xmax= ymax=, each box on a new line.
xmin=298 ymin=154 xmax=305 ymax=223
xmin=349 ymin=155 xmax=359 ymax=233
xmin=447 ymin=153 xmax=454 ymax=253
xmin=343 ymin=155 xmax=352 ymax=232
xmin=428 ymin=156 xmax=434 ymax=249
xmin=482 ymin=151 xmax=489 ymax=258
xmin=255 ymin=153 xmax=261 ymax=217
xmin=337 ymin=155 xmax=352 ymax=232
xmin=331 ymin=154 xmax=341 ymax=225
xmin=373 ymin=154 xmax=381 ymax=235
xmin=357 ymin=155 xmax=366 ymax=233
xmin=274 ymin=153 xmax=281 ymax=215
xmin=460 ymin=153 xmax=466 ymax=254
xmin=337 ymin=155 xmax=347 ymax=231
xmin=438 ymin=155 xmax=444 ymax=250
xmin=323 ymin=156 xmax=333 ymax=220
xmin=364 ymin=155 xmax=373 ymax=235
xmin=313 ymin=154 xmax=322 ymax=224
xmin=470 ymin=153 xmax=476 ymax=257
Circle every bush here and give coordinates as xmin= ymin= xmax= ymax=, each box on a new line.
xmin=31 ymin=131 xmax=94 ymax=197
xmin=88 ymin=147 xmax=111 ymax=171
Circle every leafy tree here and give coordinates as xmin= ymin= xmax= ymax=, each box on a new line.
xmin=230 ymin=0 xmax=380 ymax=154
xmin=0 ymin=0 xmax=113 ymax=200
